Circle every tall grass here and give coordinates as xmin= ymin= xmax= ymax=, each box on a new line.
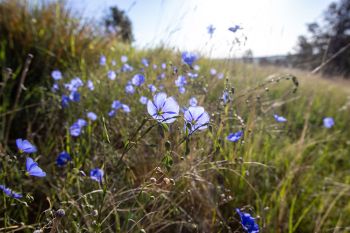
xmin=1 ymin=1 xmax=350 ymax=233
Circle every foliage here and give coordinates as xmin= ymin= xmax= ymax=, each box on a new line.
xmin=292 ymin=0 xmax=350 ymax=77
xmin=104 ymin=6 xmax=134 ymax=43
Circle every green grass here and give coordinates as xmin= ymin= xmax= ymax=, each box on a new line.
xmin=1 ymin=1 xmax=350 ymax=233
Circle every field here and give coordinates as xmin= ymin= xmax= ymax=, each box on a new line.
xmin=1 ymin=1 xmax=350 ymax=233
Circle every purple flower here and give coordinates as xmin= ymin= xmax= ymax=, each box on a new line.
xmin=77 ymin=119 xmax=87 ymax=127
xmin=100 ymin=55 xmax=107 ymax=66
xmin=125 ymin=82 xmax=135 ymax=94
xmin=90 ymin=168 xmax=104 ymax=183
xmin=236 ymin=209 xmax=259 ymax=233
xmin=65 ymin=77 xmax=83 ymax=91
xmin=107 ymin=70 xmax=116 ymax=80
xmin=0 ymin=185 xmax=22 ymax=199
xmin=210 ymin=68 xmax=217 ymax=76
xmin=16 ymin=138 xmax=37 ymax=153
xmin=87 ymin=112 xmax=97 ymax=121
xmin=153 ymin=64 xmax=158 ymax=70
xmin=148 ymin=84 xmax=157 ymax=93
xmin=121 ymin=55 xmax=128 ymax=63
xmin=207 ymin=24 xmax=216 ymax=37
xmin=184 ymin=106 xmax=210 ymax=134
xmin=56 ymin=151 xmax=71 ymax=166
xmin=161 ymin=63 xmax=167 ymax=69
xmin=51 ymin=70 xmax=62 ymax=80
xmin=227 ymin=131 xmax=243 ymax=142
xmin=147 ymin=92 xmax=179 ymax=123
xmin=131 ymin=74 xmax=145 ymax=86
xmin=194 ymin=64 xmax=200 ymax=71
xmin=140 ymin=96 xmax=148 ymax=105
xmin=87 ymin=80 xmax=94 ymax=91
xmin=26 ymin=157 xmax=46 ymax=177
xmin=189 ymin=97 xmax=198 ymax=107
xmin=111 ymin=60 xmax=117 ymax=66
xmin=182 ymin=52 xmax=198 ymax=66
xmin=274 ymin=114 xmax=287 ymax=123
xmin=69 ymin=91 xmax=80 ymax=102
xmin=323 ymin=117 xmax=334 ymax=128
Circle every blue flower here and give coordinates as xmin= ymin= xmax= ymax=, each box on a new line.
xmin=182 ymin=52 xmax=198 ymax=66
xmin=69 ymin=119 xmax=86 ymax=137
xmin=222 ymin=91 xmax=230 ymax=104
xmin=61 ymin=95 xmax=70 ymax=108
xmin=70 ymin=123 xmax=82 ymax=137
xmin=161 ymin=63 xmax=167 ymax=69
xmin=217 ymin=73 xmax=224 ymax=79
xmin=125 ymin=82 xmax=135 ymax=94
xmin=52 ymin=83 xmax=59 ymax=92
xmin=184 ymin=106 xmax=210 ymax=134
xmin=56 ymin=151 xmax=72 ymax=166
xmin=148 ymin=84 xmax=157 ymax=93
xmin=157 ymin=73 xmax=166 ymax=80
xmin=227 ymin=131 xmax=243 ymax=142
xmin=69 ymin=91 xmax=80 ymax=102
xmin=236 ymin=208 xmax=259 ymax=233
xmin=77 ymin=119 xmax=87 ymax=127
xmin=121 ymin=63 xmax=133 ymax=72
xmin=87 ymin=112 xmax=97 ymax=121
xmin=90 ymin=168 xmax=104 ymax=183
xmin=0 ymin=185 xmax=22 ymax=199
xmin=175 ymin=75 xmax=187 ymax=87
xmin=141 ymin=58 xmax=149 ymax=67
xmin=26 ymin=157 xmax=46 ymax=177
xmin=187 ymin=72 xmax=198 ymax=79
xmin=179 ymin=86 xmax=186 ymax=94
xmin=107 ymin=70 xmax=116 ymax=80
xmin=140 ymin=96 xmax=148 ymax=105
xmin=147 ymin=92 xmax=179 ymax=123
xmin=65 ymin=77 xmax=83 ymax=91
xmin=111 ymin=100 xmax=122 ymax=109
xmin=51 ymin=70 xmax=62 ymax=80
xmin=210 ymin=68 xmax=217 ymax=76
xmin=100 ymin=55 xmax=107 ymax=66
xmin=16 ymin=138 xmax=37 ymax=153
xmin=228 ymin=25 xmax=242 ymax=33
xmin=122 ymin=104 xmax=131 ymax=113
xmin=323 ymin=117 xmax=334 ymax=128
xmin=108 ymin=109 xmax=116 ymax=117
xmin=189 ymin=97 xmax=198 ymax=107
xmin=274 ymin=114 xmax=287 ymax=122
xmin=194 ymin=64 xmax=200 ymax=71
xmin=87 ymin=80 xmax=94 ymax=91
xmin=131 ymin=74 xmax=145 ymax=86
xmin=121 ymin=55 xmax=128 ymax=63
xmin=207 ymin=24 xmax=216 ymax=37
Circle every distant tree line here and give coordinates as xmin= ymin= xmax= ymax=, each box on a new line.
xmin=291 ymin=0 xmax=350 ymax=77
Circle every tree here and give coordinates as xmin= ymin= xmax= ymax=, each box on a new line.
xmin=104 ymin=6 xmax=134 ymax=43
xmin=293 ymin=0 xmax=350 ymax=77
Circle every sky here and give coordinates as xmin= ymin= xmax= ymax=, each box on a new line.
xmin=68 ymin=0 xmax=334 ymax=58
